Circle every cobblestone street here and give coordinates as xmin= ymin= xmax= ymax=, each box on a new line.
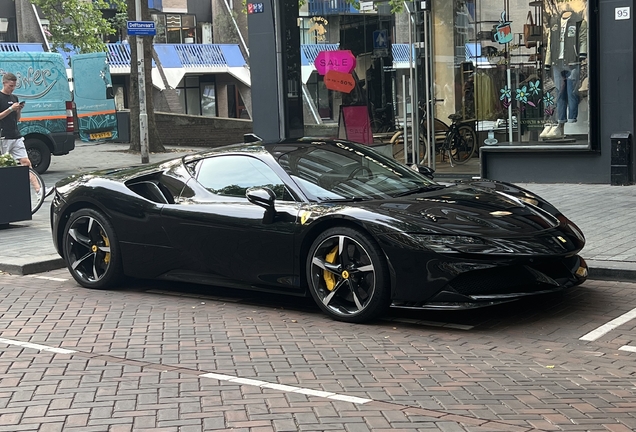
xmin=0 ymin=269 xmax=634 ymax=431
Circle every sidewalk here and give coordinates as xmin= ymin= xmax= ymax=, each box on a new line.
xmin=1 ymin=140 xmax=635 ymax=281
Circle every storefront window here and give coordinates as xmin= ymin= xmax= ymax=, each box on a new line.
xmin=201 ymin=84 xmax=217 ymax=117
xmin=176 ymin=75 xmax=201 ymax=115
xmin=157 ymin=14 xmax=197 ymax=44
xmin=433 ymin=0 xmax=589 ymax=145
xmin=152 ymin=14 xmax=167 ymax=44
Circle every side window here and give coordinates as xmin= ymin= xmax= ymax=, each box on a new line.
xmin=195 ymin=155 xmax=294 ymax=201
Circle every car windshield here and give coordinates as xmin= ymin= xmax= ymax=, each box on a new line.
xmin=273 ymin=141 xmax=439 ymax=201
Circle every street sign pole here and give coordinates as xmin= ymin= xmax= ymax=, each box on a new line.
xmin=135 ymin=0 xmax=149 ymax=164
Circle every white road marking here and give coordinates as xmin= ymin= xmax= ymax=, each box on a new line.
xmin=0 ymin=337 xmax=76 ymax=354
xmin=200 ymin=372 xmax=372 ymax=404
xmin=579 ymin=307 xmax=636 ymax=341
xmin=619 ymin=345 xmax=636 ymax=353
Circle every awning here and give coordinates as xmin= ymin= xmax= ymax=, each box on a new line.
xmin=228 ymin=66 xmax=251 ymax=87
xmin=151 ymin=68 xmax=186 ymax=90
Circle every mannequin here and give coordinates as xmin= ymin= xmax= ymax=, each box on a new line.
xmin=540 ymin=7 xmax=588 ymax=139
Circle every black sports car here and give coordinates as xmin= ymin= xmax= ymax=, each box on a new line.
xmin=51 ymin=138 xmax=588 ymax=323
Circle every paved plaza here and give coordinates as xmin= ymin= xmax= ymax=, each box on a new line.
xmin=0 ymin=140 xmax=636 ymax=431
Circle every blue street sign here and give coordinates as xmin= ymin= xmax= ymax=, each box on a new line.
xmin=373 ymin=30 xmax=388 ymax=49
xmin=127 ymin=21 xmax=157 ymax=36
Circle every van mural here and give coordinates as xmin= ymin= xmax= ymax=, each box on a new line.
xmin=0 ymin=52 xmax=118 ymax=173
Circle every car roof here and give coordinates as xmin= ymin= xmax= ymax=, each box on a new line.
xmin=182 ymin=137 xmax=347 ymax=163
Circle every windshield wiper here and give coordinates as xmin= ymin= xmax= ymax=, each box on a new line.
xmin=393 ymin=184 xmax=446 ymax=197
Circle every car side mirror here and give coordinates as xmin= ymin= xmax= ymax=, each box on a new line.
xmin=106 ymin=85 xmax=114 ymax=99
xmin=411 ymin=164 xmax=435 ymax=179
xmin=246 ymin=187 xmax=276 ymax=224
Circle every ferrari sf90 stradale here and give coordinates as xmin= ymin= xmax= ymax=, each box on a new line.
xmin=51 ymin=138 xmax=587 ymax=322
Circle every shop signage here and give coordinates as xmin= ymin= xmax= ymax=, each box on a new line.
xmin=315 ymin=50 xmax=356 ymax=75
xmin=340 ymin=106 xmax=372 ymax=144
xmin=493 ymin=11 xmax=513 ymax=44
xmin=324 ymin=70 xmax=356 ymax=93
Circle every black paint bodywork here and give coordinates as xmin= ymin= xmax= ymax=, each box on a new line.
xmin=51 ymin=138 xmax=588 ymax=308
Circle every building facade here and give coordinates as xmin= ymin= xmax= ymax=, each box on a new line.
xmin=293 ymin=0 xmax=634 ymax=184
xmin=1 ymin=0 xmax=251 ymax=122
xmin=4 ymin=0 xmax=634 ymax=184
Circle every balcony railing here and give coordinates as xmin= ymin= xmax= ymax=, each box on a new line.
xmin=307 ymin=0 xmax=359 ymax=16
xmin=105 ymin=43 xmax=246 ymax=69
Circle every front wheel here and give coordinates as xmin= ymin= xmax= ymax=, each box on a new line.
xmin=448 ymin=125 xmax=477 ymax=164
xmin=63 ymin=208 xmax=124 ymax=289
xmin=306 ymin=227 xmax=391 ymax=323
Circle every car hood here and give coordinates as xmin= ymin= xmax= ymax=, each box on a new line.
xmin=349 ymin=183 xmax=561 ymax=237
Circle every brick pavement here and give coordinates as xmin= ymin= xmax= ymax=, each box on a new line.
xmin=0 ymin=269 xmax=635 ymax=430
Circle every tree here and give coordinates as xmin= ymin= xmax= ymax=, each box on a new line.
xmin=31 ymin=0 xmax=127 ymax=53
xmin=126 ymin=0 xmax=165 ymax=153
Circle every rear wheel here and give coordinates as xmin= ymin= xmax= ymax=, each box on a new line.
xmin=63 ymin=208 xmax=123 ymax=289
xmin=25 ymin=138 xmax=51 ymax=174
xmin=306 ymin=227 xmax=391 ymax=323
xmin=448 ymin=125 xmax=477 ymax=164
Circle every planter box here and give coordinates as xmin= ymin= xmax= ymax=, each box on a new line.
xmin=0 ymin=165 xmax=32 ymax=225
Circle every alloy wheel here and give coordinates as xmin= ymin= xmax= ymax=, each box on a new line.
xmin=309 ymin=234 xmax=377 ymax=318
xmin=65 ymin=215 xmax=113 ymax=283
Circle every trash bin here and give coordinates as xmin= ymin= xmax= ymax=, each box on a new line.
xmin=114 ymin=110 xmax=130 ymax=143
xmin=610 ymin=132 xmax=632 ymax=186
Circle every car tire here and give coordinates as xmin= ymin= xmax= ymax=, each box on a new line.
xmin=25 ymin=138 xmax=51 ymax=174
xmin=307 ymin=227 xmax=391 ymax=323
xmin=63 ymin=208 xmax=124 ymax=290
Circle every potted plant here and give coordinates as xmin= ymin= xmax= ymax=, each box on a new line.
xmin=0 ymin=153 xmax=32 ymax=225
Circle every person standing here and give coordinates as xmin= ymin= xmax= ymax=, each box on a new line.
xmin=0 ymin=72 xmax=42 ymax=194
xmin=0 ymin=73 xmax=28 ymax=164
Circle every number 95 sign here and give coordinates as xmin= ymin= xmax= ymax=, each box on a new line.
xmin=615 ymin=7 xmax=630 ymax=20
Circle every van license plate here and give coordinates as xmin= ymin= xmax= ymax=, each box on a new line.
xmin=90 ymin=131 xmax=113 ymax=140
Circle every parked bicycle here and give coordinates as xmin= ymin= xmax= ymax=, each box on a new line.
xmin=391 ymin=103 xmax=477 ymax=166
xmin=28 ymin=167 xmax=46 ymax=214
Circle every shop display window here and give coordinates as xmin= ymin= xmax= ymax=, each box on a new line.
xmin=433 ymin=0 xmax=589 ymax=145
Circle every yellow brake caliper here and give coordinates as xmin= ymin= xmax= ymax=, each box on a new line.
xmin=101 ymin=230 xmax=111 ymax=264
xmin=323 ymin=245 xmax=339 ymax=291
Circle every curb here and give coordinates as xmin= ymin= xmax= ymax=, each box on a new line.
xmin=0 ymin=257 xmax=65 ymax=276
xmin=587 ymin=260 xmax=636 ymax=283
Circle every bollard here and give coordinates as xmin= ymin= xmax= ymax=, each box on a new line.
xmin=610 ymin=132 xmax=632 ymax=186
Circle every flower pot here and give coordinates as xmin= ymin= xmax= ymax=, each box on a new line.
xmin=0 ymin=165 xmax=32 ymax=225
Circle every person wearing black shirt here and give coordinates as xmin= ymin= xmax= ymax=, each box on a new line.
xmin=1 ymin=72 xmax=42 ymax=194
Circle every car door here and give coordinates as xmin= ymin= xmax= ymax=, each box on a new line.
xmin=160 ymin=154 xmax=302 ymax=291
